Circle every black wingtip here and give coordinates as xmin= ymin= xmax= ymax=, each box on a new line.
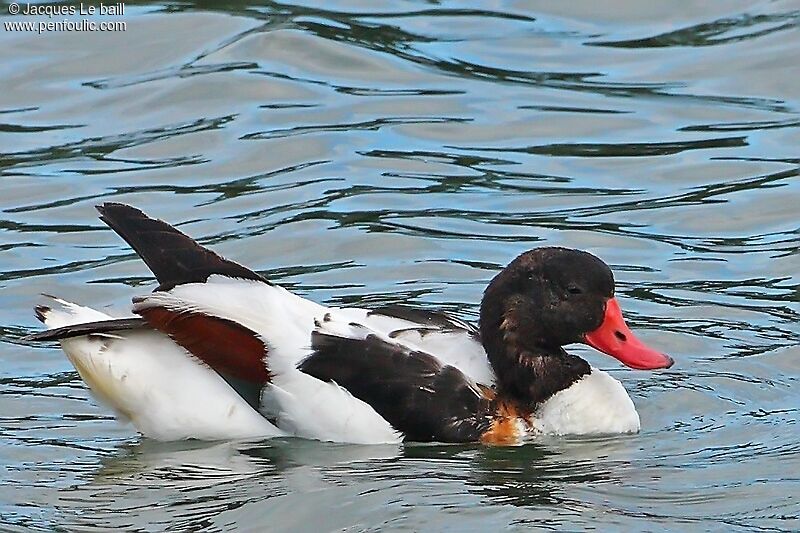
xmin=34 ymin=305 xmax=51 ymax=323
xmin=23 ymin=317 xmax=148 ymax=343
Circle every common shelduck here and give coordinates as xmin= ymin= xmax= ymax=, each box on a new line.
xmin=24 ymin=203 xmax=674 ymax=444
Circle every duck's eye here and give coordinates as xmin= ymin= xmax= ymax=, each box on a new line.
xmin=567 ymin=285 xmax=583 ymax=295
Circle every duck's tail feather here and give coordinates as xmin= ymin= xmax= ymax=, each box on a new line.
xmin=96 ymin=202 xmax=268 ymax=291
xmin=24 ymin=295 xmax=145 ymax=342
xmin=27 ymin=296 xmax=284 ymax=439
xmin=24 ymin=317 xmax=146 ymax=342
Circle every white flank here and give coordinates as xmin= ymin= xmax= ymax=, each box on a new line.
xmin=134 ymin=278 xmax=404 ymax=444
xmin=263 ymin=376 xmax=402 ymax=444
xmin=531 ymin=368 xmax=640 ymax=435
xmin=41 ymin=299 xmax=284 ymax=441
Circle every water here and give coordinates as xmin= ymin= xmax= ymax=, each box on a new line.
xmin=1 ymin=0 xmax=798 ymax=530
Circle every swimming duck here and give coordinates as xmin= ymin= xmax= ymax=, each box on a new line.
xmin=25 ymin=203 xmax=673 ymax=444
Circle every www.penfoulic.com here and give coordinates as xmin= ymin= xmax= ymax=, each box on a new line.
xmin=4 ymin=2 xmax=127 ymax=33
xmin=4 ymin=18 xmax=127 ymax=33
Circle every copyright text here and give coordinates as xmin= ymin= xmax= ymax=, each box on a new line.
xmin=8 ymin=3 xmax=125 ymax=16
xmin=5 ymin=3 xmax=127 ymax=33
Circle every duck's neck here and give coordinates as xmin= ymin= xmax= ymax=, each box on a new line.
xmin=480 ymin=297 xmax=591 ymax=408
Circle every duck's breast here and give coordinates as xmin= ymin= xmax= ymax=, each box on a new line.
xmin=530 ymin=368 xmax=641 ymax=435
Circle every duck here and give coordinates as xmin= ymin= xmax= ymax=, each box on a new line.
xmin=24 ymin=203 xmax=674 ymax=445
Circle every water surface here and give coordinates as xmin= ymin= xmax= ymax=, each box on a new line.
xmin=1 ymin=0 xmax=798 ymax=530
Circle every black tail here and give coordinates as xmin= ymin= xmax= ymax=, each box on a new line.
xmin=23 ymin=317 xmax=147 ymax=342
xmin=96 ymin=203 xmax=267 ymax=291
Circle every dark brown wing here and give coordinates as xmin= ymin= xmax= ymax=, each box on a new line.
xmin=135 ymin=303 xmax=271 ymax=412
xmin=135 ymin=304 xmax=271 ymax=385
xmin=299 ymin=329 xmax=494 ymax=443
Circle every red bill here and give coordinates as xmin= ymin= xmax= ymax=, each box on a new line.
xmin=584 ymin=297 xmax=674 ymax=370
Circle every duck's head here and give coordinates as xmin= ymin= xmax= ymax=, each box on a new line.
xmin=479 ymin=247 xmax=673 ymax=400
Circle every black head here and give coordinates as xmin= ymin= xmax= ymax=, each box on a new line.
xmin=480 ymin=247 xmax=613 ymax=350
xmin=478 ymin=247 xmax=673 ymax=405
